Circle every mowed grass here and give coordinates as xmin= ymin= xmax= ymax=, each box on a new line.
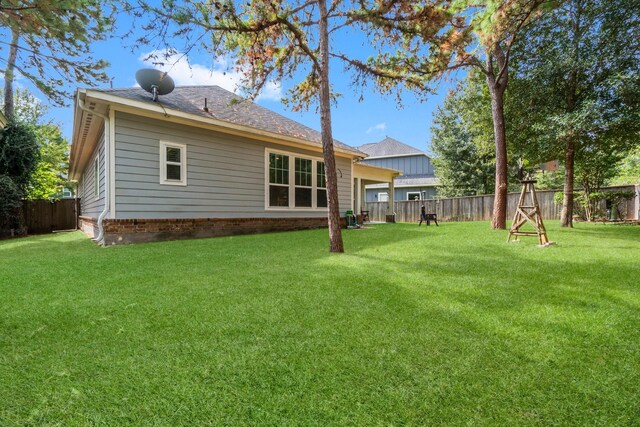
xmin=1 ymin=222 xmax=639 ymax=426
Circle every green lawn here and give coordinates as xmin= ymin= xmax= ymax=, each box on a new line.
xmin=1 ymin=222 xmax=639 ymax=425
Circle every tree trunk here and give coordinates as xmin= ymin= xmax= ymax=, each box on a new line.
xmin=487 ymin=80 xmax=508 ymax=230
xmin=561 ymin=0 xmax=582 ymax=228
xmin=3 ymin=28 xmax=20 ymax=120
xmin=318 ymin=0 xmax=344 ymax=253
xmin=560 ymin=137 xmax=575 ymax=226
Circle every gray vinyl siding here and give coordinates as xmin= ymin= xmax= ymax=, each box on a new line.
xmin=113 ymin=112 xmax=352 ymax=219
xmin=79 ymin=131 xmax=106 ymax=217
xmin=363 ymin=155 xmax=434 ymax=175
xmin=366 ymin=186 xmax=437 ymax=202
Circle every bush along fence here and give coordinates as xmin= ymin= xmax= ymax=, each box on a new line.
xmin=364 ymin=185 xmax=640 ymax=223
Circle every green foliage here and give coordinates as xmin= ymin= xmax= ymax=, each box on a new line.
xmin=0 ymin=121 xmax=39 ymax=189
xmin=553 ymin=191 xmax=564 ymax=206
xmin=26 ymin=133 xmax=68 ymax=200
xmin=611 ymin=146 xmax=640 ymax=185
xmin=0 ymin=0 xmax=114 ymax=107
xmin=511 ymin=0 xmax=640 ymax=192
xmin=11 ymin=89 xmax=70 ymax=199
xmin=431 ymin=71 xmax=535 ymax=196
xmin=0 ymin=174 xmax=23 ymax=232
xmin=431 ymin=81 xmax=495 ymax=196
xmin=554 ymin=189 xmax=636 ymax=221
xmin=534 ymin=168 xmax=564 ymax=191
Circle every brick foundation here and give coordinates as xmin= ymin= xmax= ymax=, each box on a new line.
xmin=84 ymin=216 xmax=331 ymax=245
xmin=79 ymin=216 xmax=99 ymax=239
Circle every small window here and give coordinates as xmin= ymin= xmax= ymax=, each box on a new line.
xmin=378 ymin=192 xmax=389 ymax=202
xmin=160 ymin=141 xmax=187 ymax=186
xmin=317 ymin=161 xmax=327 ymax=208
xmin=407 ymin=192 xmax=421 ymax=201
xmin=93 ymin=157 xmax=99 ymax=198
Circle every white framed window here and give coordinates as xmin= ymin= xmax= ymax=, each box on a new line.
xmin=378 ymin=192 xmax=389 ymax=202
xmin=160 ymin=141 xmax=187 ymax=186
xmin=268 ymin=152 xmax=290 ymax=207
xmin=266 ymin=149 xmax=328 ymax=210
xmin=407 ymin=192 xmax=421 ymax=201
xmin=93 ymin=157 xmax=99 ymax=199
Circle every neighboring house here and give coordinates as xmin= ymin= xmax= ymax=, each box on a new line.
xmin=357 ymin=137 xmax=438 ymax=202
xmin=70 ymin=85 xmax=398 ymax=245
xmin=0 ymin=109 xmax=7 ymax=128
xmin=53 ymin=186 xmax=75 ymax=199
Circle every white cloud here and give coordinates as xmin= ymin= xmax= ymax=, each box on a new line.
xmin=137 ymin=50 xmax=282 ymax=101
xmin=366 ymin=122 xmax=387 ymax=134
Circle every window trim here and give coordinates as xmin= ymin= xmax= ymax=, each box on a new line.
xmin=406 ymin=191 xmax=421 ymax=201
xmin=93 ymin=156 xmax=100 ymax=200
xmin=378 ymin=192 xmax=389 ymax=202
xmin=159 ymin=141 xmax=187 ymax=186
xmin=265 ymin=148 xmax=329 ymax=211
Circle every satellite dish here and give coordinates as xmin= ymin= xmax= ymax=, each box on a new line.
xmin=135 ymin=69 xmax=175 ymax=102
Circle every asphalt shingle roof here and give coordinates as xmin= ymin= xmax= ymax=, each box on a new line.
xmin=357 ymin=137 xmax=426 ymax=157
xmin=96 ymin=86 xmax=360 ymax=154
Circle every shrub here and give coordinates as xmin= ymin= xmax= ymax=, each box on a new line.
xmin=0 ymin=175 xmax=24 ymax=235
xmin=554 ymin=189 xmax=636 ymax=221
xmin=0 ymin=121 xmax=39 ymax=189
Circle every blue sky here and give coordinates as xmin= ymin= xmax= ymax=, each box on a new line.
xmin=3 ymin=8 xmax=462 ymax=154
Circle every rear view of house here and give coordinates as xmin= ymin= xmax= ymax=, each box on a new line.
xmin=70 ymin=85 xmax=398 ymax=244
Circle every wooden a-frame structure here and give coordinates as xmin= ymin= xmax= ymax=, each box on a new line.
xmin=507 ymin=179 xmax=552 ymax=246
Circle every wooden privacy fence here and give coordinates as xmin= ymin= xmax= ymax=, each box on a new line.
xmin=364 ymin=185 xmax=640 ymax=223
xmin=22 ymin=199 xmax=80 ymax=234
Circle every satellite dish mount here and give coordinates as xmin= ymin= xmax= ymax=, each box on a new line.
xmin=135 ymin=69 xmax=175 ymax=102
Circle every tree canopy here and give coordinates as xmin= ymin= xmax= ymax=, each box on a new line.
xmin=0 ymin=121 xmax=38 ymax=189
xmin=0 ymin=0 xmax=114 ymax=117
xmin=431 ymin=77 xmax=495 ymax=197
xmin=349 ymin=0 xmax=550 ymax=228
xmin=510 ymin=0 xmax=640 ymax=226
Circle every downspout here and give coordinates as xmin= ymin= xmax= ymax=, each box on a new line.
xmin=77 ymin=95 xmax=110 ymax=245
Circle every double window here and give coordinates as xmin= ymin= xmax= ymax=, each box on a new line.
xmin=160 ymin=141 xmax=187 ymax=186
xmin=267 ymin=151 xmax=328 ymax=209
